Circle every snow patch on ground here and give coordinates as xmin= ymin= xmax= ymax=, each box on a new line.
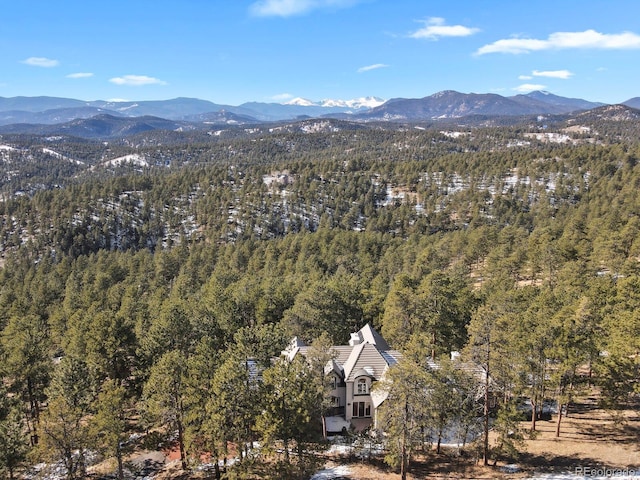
xmin=310 ymin=465 xmax=352 ymax=479
xmin=523 ymin=473 xmax=636 ymax=480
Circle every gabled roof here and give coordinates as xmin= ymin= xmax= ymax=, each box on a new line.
xmin=282 ymin=323 xmax=402 ymax=383
xmin=332 ymin=345 xmax=355 ymax=366
xmin=349 ymin=323 xmax=390 ymax=351
xmin=342 ymin=342 xmax=366 ymax=381
xmin=344 ymin=342 xmax=398 ymax=382
xmin=324 ymin=358 xmax=345 ymax=378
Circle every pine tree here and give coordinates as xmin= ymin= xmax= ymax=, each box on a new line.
xmin=374 ymin=358 xmax=431 ymax=480
xmin=1 ymin=313 xmax=51 ymax=441
xmin=0 ymin=384 xmax=29 ymax=480
xmin=141 ymin=350 xmax=188 ymax=470
xmin=39 ymin=356 xmax=95 ymax=480
xmin=90 ymin=379 xmax=128 ymax=480
xmin=256 ymin=355 xmax=320 ymax=470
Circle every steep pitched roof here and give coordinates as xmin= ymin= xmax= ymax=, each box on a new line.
xmin=332 ymin=345 xmax=355 ymax=366
xmin=357 ymin=323 xmax=391 ymax=351
xmin=342 ymin=342 xmax=366 ymax=381
xmin=349 ymin=323 xmax=390 ymax=350
xmin=324 ymin=358 xmax=345 ymax=378
xmin=344 ymin=342 xmax=398 ymax=382
xmin=282 ymin=323 xmax=401 ymax=383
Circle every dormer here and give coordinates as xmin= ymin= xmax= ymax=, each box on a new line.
xmin=349 ymin=331 xmax=363 ymax=346
xmin=348 ymin=323 xmax=390 ymax=350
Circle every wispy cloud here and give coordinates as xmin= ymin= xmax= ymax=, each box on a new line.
xmin=518 ymin=75 xmax=533 ymax=80
xmin=66 ymin=72 xmax=94 ymax=79
xmin=513 ymin=83 xmax=546 ymax=93
xmin=532 ymin=69 xmax=573 ymax=79
xmin=357 ymin=63 xmax=389 ymax=73
xmin=22 ymin=57 xmax=59 ymax=68
xmin=270 ymin=93 xmax=294 ymax=101
xmin=249 ymin=0 xmax=359 ymax=17
xmin=477 ymin=29 xmax=640 ymax=55
xmin=109 ymin=75 xmax=167 ymax=86
xmin=410 ymin=17 xmax=479 ymax=40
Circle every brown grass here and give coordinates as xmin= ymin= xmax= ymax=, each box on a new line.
xmin=516 ymin=392 xmax=640 ymax=473
xmin=89 ymin=389 xmax=640 ymax=479
xmin=317 ymin=389 xmax=640 ymax=479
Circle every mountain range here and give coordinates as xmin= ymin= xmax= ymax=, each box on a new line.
xmin=0 ymin=91 xmax=638 ymax=139
xmin=0 ymin=95 xmax=381 ymax=125
xmin=358 ymin=90 xmax=607 ymax=121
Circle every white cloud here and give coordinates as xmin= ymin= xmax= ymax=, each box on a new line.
xmin=513 ymin=83 xmax=547 ymax=93
xmin=22 ymin=57 xmax=59 ymax=67
xmin=518 ymin=75 xmax=533 ymax=80
xmin=357 ymin=63 xmax=389 ymax=73
xmin=249 ymin=0 xmax=358 ymax=17
xmin=477 ymin=29 xmax=640 ymax=55
xmin=532 ymin=69 xmax=573 ymax=79
xmin=270 ymin=93 xmax=294 ymax=101
xmin=410 ymin=17 xmax=479 ymax=40
xmin=109 ymin=75 xmax=167 ymax=86
xmin=66 ymin=72 xmax=94 ymax=79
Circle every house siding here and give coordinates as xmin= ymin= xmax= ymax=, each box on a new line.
xmin=283 ymin=323 xmax=401 ymax=432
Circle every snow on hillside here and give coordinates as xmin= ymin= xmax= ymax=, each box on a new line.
xmin=98 ymin=153 xmax=149 ymax=168
xmin=0 ymin=145 xmax=16 ymax=162
xmin=117 ymin=103 xmax=139 ymax=111
xmin=299 ymin=120 xmax=340 ymax=133
xmin=42 ymin=148 xmax=85 ymax=165
xmin=524 ymin=132 xmax=572 ymax=143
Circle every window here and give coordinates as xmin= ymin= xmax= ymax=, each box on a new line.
xmin=352 ymin=401 xmax=371 ymax=418
xmin=356 ymin=378 xmax=368 ymax=394
xmin=330 ymin=376 xmax=338 ymax=390
xmin=330 ymin=396 xmax=340 ymax=407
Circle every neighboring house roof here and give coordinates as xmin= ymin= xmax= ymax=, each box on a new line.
xmin=427 ymin=354 xmax=490 ymax=385
xmin=425 ymin=354 xmax=492 ymax=401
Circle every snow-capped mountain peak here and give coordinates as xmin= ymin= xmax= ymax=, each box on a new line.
xmin=320 ymin=96 xmax=385 ymax=109
xmin=283 ymin=96 xmax=385 ymax=109
xmin=285 ymin=97 xmax=317 ymax=107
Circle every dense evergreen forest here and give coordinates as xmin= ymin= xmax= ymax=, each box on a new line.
xmin=1 ymin=116 xmax=639 ymax=479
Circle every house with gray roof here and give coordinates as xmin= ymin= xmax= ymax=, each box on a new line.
xmin=281 ymin=323 xmax=402 ymax=432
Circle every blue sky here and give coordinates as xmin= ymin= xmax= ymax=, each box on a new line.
xmin=2 ymin=0 xmax=639 ymax=104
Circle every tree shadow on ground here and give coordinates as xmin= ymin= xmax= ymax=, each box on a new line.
xmin=518 ymin=452 xmax=629 ymax=473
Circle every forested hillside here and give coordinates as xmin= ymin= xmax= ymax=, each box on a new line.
xmin=1 ymin=116 xmax=639 ymax=478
